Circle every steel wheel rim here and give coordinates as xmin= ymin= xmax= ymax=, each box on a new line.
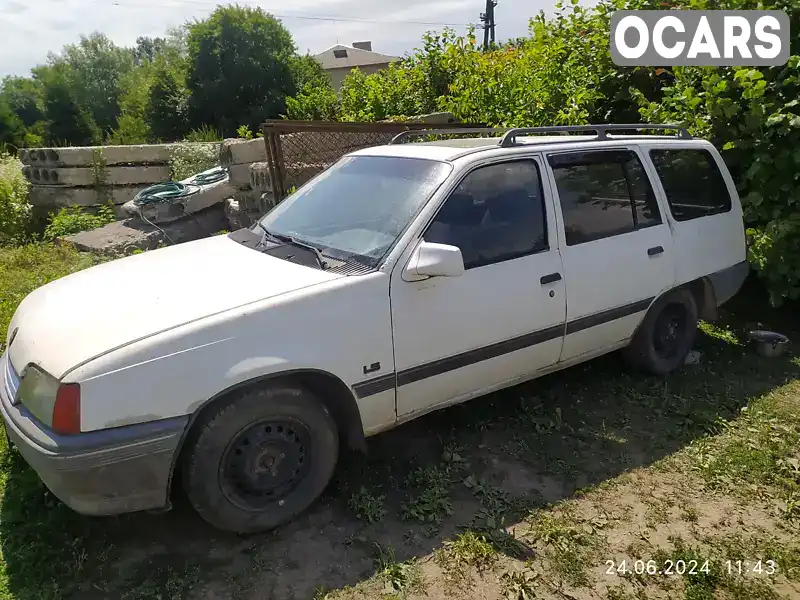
xmin=652 ymin=304 xmax=688 ymax=360
xmin=220 ymin=417 xmax=312 ymax=510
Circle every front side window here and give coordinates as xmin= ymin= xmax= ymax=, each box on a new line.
xmin=424 ymin=160 xmax=548 ymax=269
xmin=649 ymin=149 xmax=732 ymax=221
xmin=549 ymin=150 xmax=661 ymax=246
xmin=258 ymin=156 xmax=452 ymax=266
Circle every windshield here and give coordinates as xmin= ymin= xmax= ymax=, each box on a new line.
xmin=257 ymin=155 xmax=452 ymax=266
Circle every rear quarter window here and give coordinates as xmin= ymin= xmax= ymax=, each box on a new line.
xmin=649 ymin=149 xmax=732 ymax=222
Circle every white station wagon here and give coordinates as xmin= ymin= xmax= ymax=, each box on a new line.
xmin=1 ymin=124 xmax=748 ymax=532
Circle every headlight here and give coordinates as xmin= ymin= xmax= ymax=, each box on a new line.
xmin=17 ymin=365 xmax=59 ymax=426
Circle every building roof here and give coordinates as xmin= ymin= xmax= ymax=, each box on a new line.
xmin=314 ymin=44 xmax=401 ymax=70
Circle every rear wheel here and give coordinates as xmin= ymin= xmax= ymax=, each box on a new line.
xmin=182 ymin=384 xmax=338 ymax=533
xmin=623 ymin=289 xmax=698 ymax=375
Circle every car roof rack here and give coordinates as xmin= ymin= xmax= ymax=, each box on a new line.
xmin=498 ymin=124 xmax=692 ymax=148
xmin=389 ymin=127 xmax=508 ymax=144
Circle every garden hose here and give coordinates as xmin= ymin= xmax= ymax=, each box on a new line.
xmin=188 ymin=166 xmax=228 ymax=186
xmin=133 ymin=182 xmax=201 ymax=206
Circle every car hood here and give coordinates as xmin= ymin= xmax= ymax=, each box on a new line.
xmin=6 ymin=235 xmax=342 ymax=378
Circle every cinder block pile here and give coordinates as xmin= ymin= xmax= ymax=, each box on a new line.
xmin=219 ymin=138 xmax=276 ymax=230
xmin=18 ymin=143 xmax=216 ymax=217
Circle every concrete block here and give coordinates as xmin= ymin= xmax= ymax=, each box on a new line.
xmin=28 ymin=185 xmax=149 ymax=208
xmin=18 ymin=143 xmax=219 ymax=168
xmin=228 ymin=163 xmax=254 ymax=190
xmin=224 ymin=198 xmax=262 ymax=231
xmin=234 ymin=190 xmax=261 ymax=212
xmin=219 ymin=138 xmax=267 ymax=167
xmin=22 ymin=165 xmax=171 ymax=187
xmin=62 ymin=205 xmax=229 ymax=255
xmin=249 ymin=162 xmax=273 ymax=193
xmin=262 ymin=192 xmax=279 ymax=211
xmin=120 ymin=178 xmax=236 ymax=225
xmin=410 ymin=112 xmax=458 ymax=124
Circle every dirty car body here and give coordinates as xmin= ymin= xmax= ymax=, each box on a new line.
xmin=0 ymin=126 xmax=749 ymax=526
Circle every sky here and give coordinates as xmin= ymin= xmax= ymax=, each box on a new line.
xmin=0 ymin=0 xmax=557 ymax=77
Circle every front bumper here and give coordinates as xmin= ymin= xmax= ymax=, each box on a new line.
xmin=0 ymin=352 xmax=189 ymax=516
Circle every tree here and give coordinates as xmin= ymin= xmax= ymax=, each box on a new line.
xmin=1 ymin=77 xmax=44 ymax=128
xmin=146 ymin=53 xmax=190 ymax=141
xmin=186 ymin=5 xmax=296 ymax=135
xmin=0 ymin=77 xmax=46 ymax=147
xmin=290 ymin=54 xmax=330 ymax=89
xmin=37 ymin=64 xmax=98 ymax=146
xmin=133 ymin=36 xmax=167 ymax=64
xmin=54 ymin=33 xmax=135 ymax=135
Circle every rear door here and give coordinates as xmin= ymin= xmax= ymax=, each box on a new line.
xmin=645 ymin=145 xmax=746 ymax=287
xmin=544 ymin=147 xmax=676 ymax=362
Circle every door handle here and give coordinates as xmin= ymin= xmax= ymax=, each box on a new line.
xmin=647 ymin=246 xmax=664 ymax=256
xmin=540 ymin=272 xmax=562 ymax=285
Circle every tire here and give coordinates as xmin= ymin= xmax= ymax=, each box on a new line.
xmin=623 ymin=288 xmax=699 ymax=376
xmin=182 ymin=384 xmax=338 ymax=533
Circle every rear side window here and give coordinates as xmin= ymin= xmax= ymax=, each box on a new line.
xmin=549 ymin=150 xmax=662 ymax=246
xmin=649 ymin=149 xmax=732 ymax=221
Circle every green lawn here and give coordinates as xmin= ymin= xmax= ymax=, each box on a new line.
xmin=0 ymin=244 xmax=798 ymax=600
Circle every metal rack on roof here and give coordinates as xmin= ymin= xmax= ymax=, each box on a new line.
xmin=387 ymin=123 xmax=692 ymax=147
xmin=389 ymin=127 xmax=508 ymax=144
xmin=498 ymin=124 xmax=692 ymax=147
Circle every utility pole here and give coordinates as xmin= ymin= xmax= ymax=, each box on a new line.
xmin=479 ymin=0 xmax=497 ymax=51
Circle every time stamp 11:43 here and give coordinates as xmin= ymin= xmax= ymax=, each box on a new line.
xmin=605 ymin=559 xmax=778 ymax=577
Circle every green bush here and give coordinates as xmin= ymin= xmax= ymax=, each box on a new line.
xmin=183 ymin=124 xmax=222 ymax=143
xmin=43 ymin=204 xmax=116 ymax=240
xmin=0 ymin=153 xmax=32 ymax=244
xmin=106 ymin=114 xmax=150 ymax=145
xmin=285 ymin=83 xmax=340 ymax=121
xmin=169 ymin=141 xmax=219 ymax=180
xmin=340 ymin=30 xmax=457 ymax=121
xmin=637 ymin=57 xmax=800 ymax=305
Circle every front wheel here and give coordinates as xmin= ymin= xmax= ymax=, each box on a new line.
xmin=623 ymin=289 xmax=698 ymax=376
xmin=182 ymin=384 xmax=338 ymax=533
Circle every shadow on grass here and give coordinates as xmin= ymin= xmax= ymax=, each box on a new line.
xmin=2 ymin=276 xmax=799 ymax=599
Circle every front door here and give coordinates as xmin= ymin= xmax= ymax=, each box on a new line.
xmin=544 ymin=147 xmax=676 ymax=362
xmin=390 ymin=157 xmax=567 ymax=419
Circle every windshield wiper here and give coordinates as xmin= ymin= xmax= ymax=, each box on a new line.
xmin=255 ymin=222 xmax=328 ymax=270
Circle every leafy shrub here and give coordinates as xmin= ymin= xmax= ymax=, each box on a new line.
xmin=183 ymin=124 xmax=222 ymax=143
xmin=340 ymin=30 xmax=456 ymax=121
xmin=285 ymin=83 xmax=341 ymax=121
xmin=0 ymin=153 xmax=31 ymax=244
xmin=236 ymin=125 xmax=254 ymax=139
xmin=106 ymin=114 xmax=150 ymax=145
xmin=169 ymin=141 xmax=219 ymax=180
xmin=44 ymin=204 xmax=116 ymax=240
xmin=637 ymin=57 xmax=800 ymax=304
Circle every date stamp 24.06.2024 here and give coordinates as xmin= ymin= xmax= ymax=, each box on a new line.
xmin=605 ymin=558 xmax=777 ymax=577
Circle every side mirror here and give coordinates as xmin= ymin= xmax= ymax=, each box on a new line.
xmin=403 ymin=241 xmax=465 ymax=281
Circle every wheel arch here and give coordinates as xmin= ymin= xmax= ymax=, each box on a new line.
xmin=166 ymin=368 xmax=367 ymax=506
xmin=630 ymin=278 xmax=717 ymax=343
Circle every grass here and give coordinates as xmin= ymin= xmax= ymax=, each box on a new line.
xmin=435 ymin=530 xmax=497 ymax=584
xmin=0 ymin=244 xmax=101 ymax=354
xmin=401 ymin=464 xmax=455 ymax=527
xmin=348 ymin=487 xmax=386 ymax=523
xmin=1 ymin=245 xmax=800 ymax=599
xmin=373 ymin=544 xmax=423 ymax=595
